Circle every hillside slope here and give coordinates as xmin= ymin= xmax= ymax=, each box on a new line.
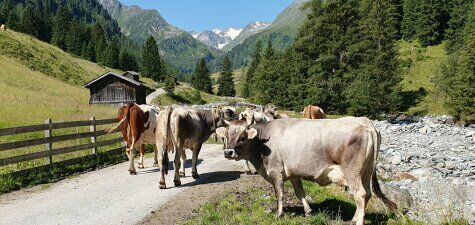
xmin=98 ymin=0 xmax=219 ymax=74
xmin=0 ymin=30 xmax=119 ymax=127
xmin=223 ymin=0 xmax=311 ymax=68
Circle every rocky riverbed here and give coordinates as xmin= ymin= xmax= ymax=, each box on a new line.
xmin=373 ymin=115 xmax=475 ymax=224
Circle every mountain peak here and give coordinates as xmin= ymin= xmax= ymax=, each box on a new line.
xmin=191 ymin=27 xmax=244 ymax=49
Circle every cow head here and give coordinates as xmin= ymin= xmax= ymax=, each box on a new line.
xmin=238 ymin=109 xmax=255 ymax=126
xmin=211 ymin=108 xmax=229 ymax=129
xmin=216 ymin=120 xmax=258 ymax=160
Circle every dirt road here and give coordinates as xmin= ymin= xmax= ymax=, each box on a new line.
xmin=0 ymin=144 xmax=256 ymax=225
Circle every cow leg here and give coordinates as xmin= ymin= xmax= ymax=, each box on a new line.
xmin=128 ymin=147 xmax=137 ymax=175
xmin=179 ymin=150 xmax=186 ymax=177
xmin=173 ymin=145 xmax=183 ymax=186
xmin=347 ymin=175 xmax=371 ymax=225
xmin=138 ymin=145 xmax=145 ymax=169
xmin=245 ymin=160 xmax=257 ymax=174
xmin=290 ymin=178 xmax=312 ymax=216
xmin=153 ymin=146 xmax=159 ymax=167
xmin=191 ymin=143 xmax=202 ymax=179
xmin=245 ymin=161 xmax=252 ymax=174
xmin=124 ymin=142 xmax=131 ymax=160
xmin=270 ymin=173 xmax=284 ymax=217
xmin=156 ymin=143 xmax=166 ymax=189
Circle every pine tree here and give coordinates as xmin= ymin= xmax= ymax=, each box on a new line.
xmin=243 ymin=40 xmax=262 ymax=98
xmin=445 ymin=0 xmax=472 ymax=53
xmin=51 ymin=5 xmax=72 ymax=49
xmin=0 ymin=0 xmax=14 ymax=25
xmin=401 ymin=0 xmax=418 ymax=40
xmin=191 ymin=58 xmax=213 ymax=94
xmin=104 ymin=38 xmax=120 ymax=68
xmin=251 ymin=41 xmax=277 ymax=105
xmin=416 ymin=0 xmax=449 ymax=46
xmin=191 ymin=89 xmax=205 ymax=104
xmin=91 ymin=24 xmax=107 ymax=64
xmin=141 ymin=36 xmax=163 ymax=82
xmin=164 ymin=75 xmax=176 ymax=96
xmin=293 ymin=0 xmax=361 ymax=113
xmin=119 ymin=51 xmax=138 ymax=71
xmin=20 ymin=5 xmax=41 ymax=38
xmin=346 ymin=0 xmax=401 ymax=117
xmin=217 ymin=56 xmax=236 ymax=97
xmin=438 ymin=3 xmax=475 ymax=123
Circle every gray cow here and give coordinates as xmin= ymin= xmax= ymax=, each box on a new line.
xmin=216 ymin=118 xmax=397 ymax=225
xmin=165 ymin=107 xmax=227 ymax=187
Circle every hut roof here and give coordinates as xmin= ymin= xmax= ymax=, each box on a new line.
xmin=83 ymin=71 xmax=143 ymax=88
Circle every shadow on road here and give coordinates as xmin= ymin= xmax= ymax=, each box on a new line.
xmin=182 ymin=170 xmax=244 ymax=187
xmin=167 ymin=159 xmax=204 ymax=170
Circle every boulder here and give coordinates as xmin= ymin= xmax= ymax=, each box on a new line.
xmin=374 ymin=184 xmax=413 ymax=214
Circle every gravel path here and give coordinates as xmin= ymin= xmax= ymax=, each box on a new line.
xmin=0 ymin=145 xmax=244 ymax=225
xmin=146 ymin=88 xmax=165 ymax=104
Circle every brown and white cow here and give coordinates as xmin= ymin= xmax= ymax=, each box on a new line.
xmin=109 ymin=103 xmax=163 ymax=174
xmin=303 ymin=105 xmax=326 ymax=119
xmin=216 ymin=117 xmax=397 ymax=225
xmin=162 ymin=107 xmax=227 ymax=188
xmin=0 ymin=24 xmax=6 ymax=31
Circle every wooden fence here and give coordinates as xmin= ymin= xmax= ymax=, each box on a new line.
xmin=0 ymin=117 xmax=124 ymax=174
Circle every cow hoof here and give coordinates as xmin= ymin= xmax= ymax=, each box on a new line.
xmin=174 ymin=180 xmax=181 ymax=187
xmin=153 ymin=162 xmax=159 ymax=167
xmin=159 ymin=182 xmax=166 ymax=189
xmin=179 ymin=171 xmax=185 ymax=177
xmin=192 ymin=173 xmax=199 ymax=179
xmin=304 ymin=210 xmax=312 ymax=217
xmin=138 ymin=164 xmax=144 ymax=169
xmin=129 ymin=169 xmax=137 ymax=175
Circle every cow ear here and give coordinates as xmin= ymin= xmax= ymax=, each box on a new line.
xmin=216 ymin=127 xmax=227 ymax=139
xmin=247 ymin=128 xmax=258 ymax=139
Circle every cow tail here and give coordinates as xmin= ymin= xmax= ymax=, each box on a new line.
xmin=371 ymin=129 xmax=398 ymax=212
xmin=162 ymin=106 xmax=174 ymax=175
xmin=107 ymin=115 xmax=128 ymax=133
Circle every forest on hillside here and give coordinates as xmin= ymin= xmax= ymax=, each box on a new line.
xmin=0 ymin=0 xmax=473 ymax=122
xmin=214 ymin=0 xmax=473 ymax=122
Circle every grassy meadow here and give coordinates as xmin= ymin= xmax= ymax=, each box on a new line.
xmin=183 ymin=181 xmax=468 ymax=225
xmin=398 ymin=41 xmax=448 ymax=115
xmin=0 ymin=30 xmax=126 ymax=190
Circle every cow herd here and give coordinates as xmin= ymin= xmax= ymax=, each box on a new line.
xmin=109 ymin=103 xmax=397 ymax=225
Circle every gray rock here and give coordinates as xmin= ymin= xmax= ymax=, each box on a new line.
xmin=419 ymin=126 xmax=432 ymax=134
xmin=378 ymin=184 xmax=413 ymax=214
xmin=392 ymin=153 xmax=402 ymax=165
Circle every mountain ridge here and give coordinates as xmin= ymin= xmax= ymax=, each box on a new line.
xmin=98 ymin=0 xmax=219 ymax=74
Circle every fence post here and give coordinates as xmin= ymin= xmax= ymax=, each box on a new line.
xmin=44 ymin=118 xmax=52 ymax=164
xmin=90 ymin=117 xmax=97 ymax=154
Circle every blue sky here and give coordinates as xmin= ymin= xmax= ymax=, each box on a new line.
xmin=120 ymin=0 xmax=294 ymax=32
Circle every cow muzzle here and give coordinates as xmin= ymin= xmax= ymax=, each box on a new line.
xmin=224 ymin=149 xmax=238 ymax=159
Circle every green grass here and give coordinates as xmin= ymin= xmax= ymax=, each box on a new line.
xmin=183 ymin=181 xmax=468 ymax=225
xmin=0 ymin=30 xmax=128 ymax=186
xmin=0 ymin=149 xmax=127 ymax=193
xmin=398 ymin=40 xmax=449 ymax=115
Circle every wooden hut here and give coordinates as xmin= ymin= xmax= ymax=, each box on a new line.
xmin=84 ymin=71 xmax=149 ymax=105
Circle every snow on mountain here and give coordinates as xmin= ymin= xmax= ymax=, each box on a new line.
xmin=191 ymin=27 xmax=243 ymax=49
xmin=212 ymin=28 xmax=243 ymax=40
xmin=221 ymin=21 xmax=271 ymax=51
